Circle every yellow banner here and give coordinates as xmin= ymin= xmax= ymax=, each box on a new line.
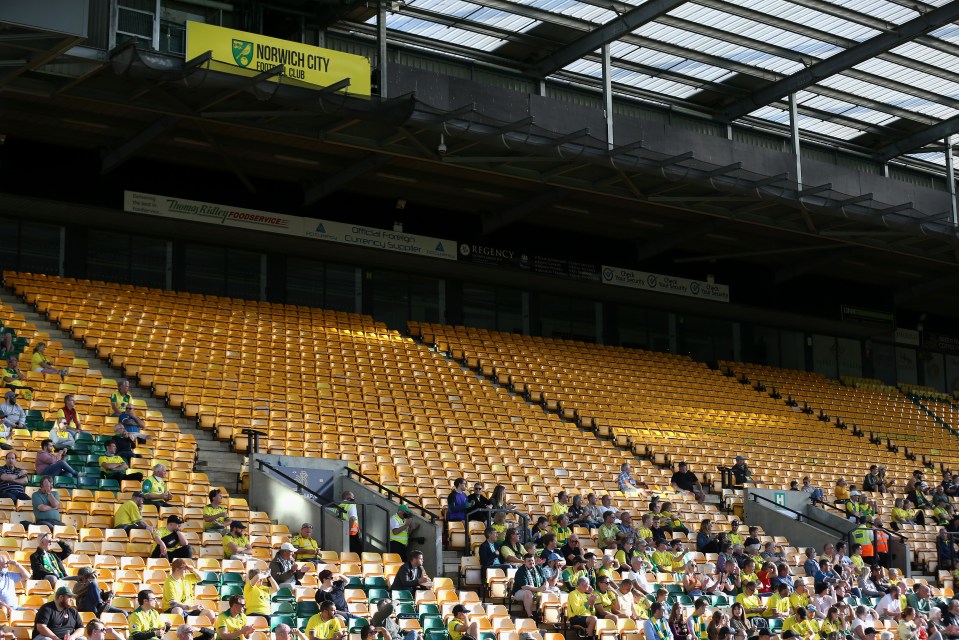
xmin=186 ymin=21 xmax=371 ymax=96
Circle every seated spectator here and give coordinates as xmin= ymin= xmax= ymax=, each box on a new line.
xmin=598 ymin=511 xmax=620 ymax=549
xmin=582 ymin=493 xmax=604 ymax=529
xmin=537 ymin=533 xmax=559 ymax=561
xmin=152 ymin=515 xmax=193 ymax=559
xmin=446 ymin=605 xmax=478 ymax=640
xmin=446 ymin=478 xmax=468 ymax=523
xmin=0 ymin=333 xmax=15 ymax=362
xmin=314 ymin=570 xmax=349 ymax=620
xmin=835 ymin=478 xmax=851 ymax=504
xmin=553 ymin=515 xmax=572 ymax=547
xmin=117 ymin=406 xmax=149 ymax=442
xmin=550 ymin=491 xmax=570 ymax=524
xmin=2 ymin=356 xmax=33 ymax=397
xmin=594 ymin=576 xmax=619 ymax=621
xmin=624 ymin=555 xmax=653 ymax=596
xmin=615 ymin=538 xmax=640 ymax=568
xmin=618 ymin=463 xmax=645 ymax=494
xmin=801 ymin=476 xmax=825 ymax=502
xmin=561 ymin=556 xmax=588 ymax=592
xmin=56 ymin=395 xmax=82 ymax=432
xmin=34 ymin=586 xmax=83 ymax=640
xmin=531 ymin=517 xmax=550 ymax=545
xmin=499 ymin=527 xmax=523 ymax=566
xmin=291 ymin=523 xmax=319 ymax=562
xmin=568 ymin=577 xmax=599 ymax=637
xmin=87 ymin=619 xmax=128 ymax=640
xmin=511 ymin=554 xmax=546 ymax=618
xmin=48 ymin=417 xmax=78 ymax=452
xmin=30 ymin=531 xmax=72 ymax=588
xmin=490 ymin=510 xmax=508 ymax=542
xmin=478 ymin=527 xmax=500 ymax=571
xmin=115 ymin=492 xmax=153 ymax=532
xmin=141 ymin=464 xmax=173 ymax=508
xmin=466 ymin=483 xmax=489 ymax=522
xmin=243 ymin=568 xmax=277 ymax=622
xmin=110 ymin=380 xmax=133 ymax=417
xmin=76 ymin=566 xmax=125 ymax=618
xmin=877 ymin=585 xmax=903 ymax=620
xmin=270 ymin=542 xmax=304 ymax=588
xmin=204 ymin=489 xmax=231 ymax=532
xmin=369 ymin=599 xmax=417 ymax=640
xmin=0 ymin=553 xmax=27 ymax=618
xmin=672 ymin=462 xmax=706 ymax=503
xmin=33 ymin=475 xmax=65 ymax=529
xmin=36 ymin=440 xmax=78 ymax=478
xmin=682 ymin=561 xmax=705 ymax=596
xmin=30 ymin=343 xmax=67 ymax=378
xmin=110 ymin=423 xmax=140 ymax=463
xmin=215 ymin=594 xmax=253 ymax=640
xmin=660 ymin=502 xmax=689 ymax=535
xmin=642 ymin=603 xmax=669 ymax=640
xmin=306 ymin=601 xmax=346 ymax=640
xmin=938 ymin=529 xmax=957 ymax=571
xmin=649 ymin=515 xmax=670 ymax=545
xmin=864 ymin=466 xmax=887 ymax=493
xmin=764 ymin=583 xmax=793 ymax=619
xmin=0 ymin=391 xmax=23 ymax=449
xmin=390 ymin=550 xmax=431 ymax=591
xmin=99 ymin=440 xmax=144 ymax=482
xmin=0 ymin=452 xmax=28 ymax=503
xmin=730 ymin=456 xmax=752 ymax=485
xmin=222 ymin=522 xmax=253 ymax=561
xmin=802 ymin=547 xmax=819 ymax=577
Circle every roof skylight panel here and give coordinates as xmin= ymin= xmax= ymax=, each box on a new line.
xmin=817 ymin=0 xmax=917 ymax=24
xmin=527 ymin=0 xmax=614 ymax=23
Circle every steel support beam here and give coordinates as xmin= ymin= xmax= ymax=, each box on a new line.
xmin=602 ymin=43 xmax=613 ymax=150
xmin=718 ymin=1 xmax=959 ymax=121
xmin=947 ymin=135 xmax=957 ymax=226
xmin=377 ymin=0 xmax=388 ymax=99
xmin=634 ymin=218 xmax=725 ymax=261
xmin=0 ymin=36 xmax=82 ymax=89
xmin=101 ymin=116 xmax=179 ymax=174
xmin=773 ymin=247 xmax=849 ymax=284
xmin=482 ymin=191 xmax=564 ymax=235
xmin=304 ymin=154 xmax=392 ymax=205
xmin=528 ymin=0 xmax=688 ymax=77
xmin=875 ymin=113 xmax=959 ymax=162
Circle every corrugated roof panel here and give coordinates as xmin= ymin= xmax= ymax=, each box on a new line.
xmin=890 ymin=42 xmax=959 ymax=70
xmin=527 ymin=0 xmax=613 ymax=23
xmin=384 ymin=14 xmax=506 ymax=50
xmin=819 ymin=0 xmax=917 ymax=25
xmin=734 ymin=0 xmax=879 ymax=42
xmin=854 ymin=59 xmax=959 ymax=98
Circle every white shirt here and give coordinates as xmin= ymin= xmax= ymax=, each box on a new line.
xmin=877 ymin=594 xmax=902 ymax=619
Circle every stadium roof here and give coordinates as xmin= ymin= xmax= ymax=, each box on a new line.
xmin=345 ymin=0 xmax=959 ymax=164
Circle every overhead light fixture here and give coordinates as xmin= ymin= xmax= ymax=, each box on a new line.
xmin=464 ymin=188 xmax=503 ymax=199
xmin=629 ymin=218 xmax=664 ymax=228
xmin=173 ymin=136 xmax=212 ymax=147
xmin=274 ymin=154 xmax=319 ymax=166
xmin=555 ymin=204 xmax=589 ymax=214
xmin=61 ymin=118 xmax=110 ymax=130
xmin=375 ymin=172 xmax=418 ymax=183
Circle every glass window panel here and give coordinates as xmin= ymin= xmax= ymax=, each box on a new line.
xmin=183 ymin=244 xmax=227 ymax=296
xmin=286 ymin=258 xmax=326 ymax=307
xmin=463 ymin=283 xmax=496 ymax=330
xmin=923 ymin=351 xmax=945 ymax=392
xmin=837 ymin=337 xmax=862 ymax=378
xmin=371 ymin=270 xmax=409 ymax=331
xmin=871 ymin=343 xmax=897 ymax=386
xmin=325 ymin=264 xmax=358 ymax=313
xmin=409 ymin=275 xmax=440 ymax=323
xmin=88 ymin=232 xmax=166 ymax=288
xmin=616 ymin=305 xmax=649 ymax=349
xmin=224 ymin=249 xmax=260 ymax=299
xmin=780 ymin=330 xmax=806 ymax=371
xmin=812 ymin=334 xmax=838 ymax=378
xmin=538 ymin=294 xmax=596 ymax=342
xmin=946 ymin=354 xmax=959 ymax=394
xmin=752 ymin=326 xmax=780 ymax=367
xmin=647 ymin=310 xmax=670 ymax=353
xmin=896 ymin=347 xmax=918 ymax=385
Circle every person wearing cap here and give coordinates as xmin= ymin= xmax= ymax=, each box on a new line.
xmin=305 ymin=601 xmax=346 ymax=640
xmin=730 ymin=456 xmax=752 ymax=486
xmin=540 ymin=552 xmax=564 ymax=592
xmin=115 ymin=492 xmax=153 ymax=532
xmin=30 ymin=532 xmax=72 ymax=588
xmin=164 ymin=558 xmax=216 ymax=623
xmin=99 ymin=440 xmax=144 ymax=483
xmin=222 ymin=522 xmax=253 ymax=560
xmin=75 ymin=566 xmax=122 ymax=617
xmin=782 ymin=605 xmax=818 ymax=639
xmin=272 ymin=624 xmax=308 ymax=640
xmin=129 ymin=589 xmax=171 ymax=640
xmin=861 ymin=627 xmax=879 ymax=640
xmin=269 ymin=542 xmax=304 ymax=588
xmin=152 ymin=515 xmax=192 ymax=559
xmin=34 ymin=585 xmax=83 ymax=640
xmin=446 ymin=604 xmax=478 ymax=640
xmin=216 ymin=594 xmax=254 ymax=640
xmin=336 ymin=491 xmax=363 ymax=554
xmin=0 ymin=390 xmax=24 ymax=447
xmin=672 ymin=462 xmax=706 ymax=504
xmin=389 ymin=549 xmax=431 ymax=591
xmin=141 ymin=464 xmax=174 ymax=508
xmin=388 ymin=505 xmax=419 ymax=562
xmin=243 ymin=566 xmax=277 ymax=621
xmin=0 ymin=451 xmax=28 ymax=503
xmin=0 ymin=552 xmax=28 ymax=617
xmin=33 ymin=475 xmax=65 ymax=530
xmin=291 ymin=523 xmax=319 ymax=563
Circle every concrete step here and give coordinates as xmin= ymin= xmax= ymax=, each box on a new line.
xmin=3 ymin=290 xmax=247 ymax=496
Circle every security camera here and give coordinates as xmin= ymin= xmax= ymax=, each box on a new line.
xmin=437 ymin=142 xmax=447 ymax=156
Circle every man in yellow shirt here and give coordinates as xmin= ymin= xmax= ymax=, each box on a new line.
xmin=594 ymin=577 xmax=619 ymax=621
xmin=129 ymin=589 xmax=171 ymax=640
xmin=99 ymin=440 xmax=144 ymax=482
xmin=222 ymin=521 xmax=253 ymax=560
xmin=782 ymin=606 xmax=819 ymax=639
xmin=141 ymin=464 xmax=174 ymax=508
xmin=291 ymin=523 xmax=319 ymax=562
xmin=204 ymin=489 xmax=231 ymax=532
xmin=243 ymin=567 xmax=277 ymax=618
xmin=764 ymin=584 xmax=793 ymax=619
xmin=550 ymin=491 xmax=569 ymax=525
xmin=735 ymin=582 xmax=764 ymax=618
xmin=215 ymin=595 xmax=255 ymax=640
xmin=115 ymin=492 xmax=153 ymax=532
xmin=110 ymin=379 xmax=133 ymax=416
xmin=163 ymin=558 xmax=215 ymax=620
xmin=306 ymin=601 xmax=347 ymax=640
xmin=566 ymin=576 xmax=598 ymax=637
xmin=789 ymin=582 xmax=811 ymax=612
xmin=152 ymin=515 xmax=193 ymax=559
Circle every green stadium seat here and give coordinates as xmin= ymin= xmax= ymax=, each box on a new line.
xmin=390 ymin=590 xmax=413 ymax=604
xmin=271 ymin=616 xmax=295 ymax=630
xmin=219 ymin=584 xmax=244 ymax=599
xmin=295 ymin=602 xmax=319 ymax=618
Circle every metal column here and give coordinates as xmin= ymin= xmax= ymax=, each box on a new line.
xmin=602 ymin=44 xmax=614 ymax=150
xmin=788 ymin=93 xmax=802 ymax=186
xmin=946 ymin=135 xmax=957 ymax=226
xmin=377 ymin=1 xmax=388 ymax=99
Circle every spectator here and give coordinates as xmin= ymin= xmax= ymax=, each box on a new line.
xmin=0 ymin=333 xmax=15 ymax=361
xmin=87 ymin=615 xmax=127 ymax=640
xmin=511 ymin=554 xmax=546 ymax=617
xmin=668 ymin=602 xmax=687 ymax=640
xmin=687 ymin=598 xmax=710 ymax=640
xmin=803 ymin=547 xmax=819 ymax=577
xmin=314 ymin=570 xmax=349 ymax=620
xmin=446 ymin=478 xmax=468 ymax=523
xmin=76 ymin=567 xmax=125 ymax=617
xmin=115 ymin=492 xmax=153 ymax=532
xmin=389 ymin=550 xmax=431 ymax=591
xmin=35 ymin=440 xmax=78 ymax=478
xmin=730 ymin=456 xmax=752 ymax=485
xmin=2 ymin=356 xmax=33 ymax=396
xmin=618 ymin=463 xmax=644 ymax=494
xmin=582 ymin=493 xmax=604 ymax=529
xmin=203 ymin=489 xmax=231 ymax=532
xmin=291 ymin=523 xmax=319 ymax=562
xmin=938 ymin=529 xmax=957 ymax=571
xmin=864 ymin=466 xmax=887 ymax=493
xmin=595 ymin=576 xmax=620 ymax=622
xmin=735 ymin=581 xmax=764 ymax=618
xmin=55 ymin=395 xmax=82 ymax=432
xmin=110 ymin=380 xmax=133 ymax=417
xmin=0 ymin=452 xmax=29 ymax=502
xmin=222 ymin=522 xmax=253 ymax=561
xmin=32 ymin=476 xmax=65 ymax=529
xmin=107 ymin=423 xmax=139 ymax=464
xmin=30 ymin=532 xmax=72 ymax=588
xmin=836 ymin=478 xmax=851 ymax=504
xmin=141 ymin=465 xmax=173 ymax=508
xmin=388 ymin=505 xmax=419 ymax=562
xmin=48 ymin=416 xmax=78 ymax=452
xmin=269 ymin=542 xmax=304 ymax=588
xmin=0 ymin=553 xmax=28 ymax=618
xmin=152 ymin=515 xmax=193 ymax=559
xmin=273 ymin=624 xmax=307 ymax=640
xmin=488 ymin=484 xmax=511 ymax=511
xmin=34 ymin=586 xmax=83 ymax=640
xmin=877 ymin=585 xmax=903 ymax=620
xmin=598 ymin=511 xmax=620 ymax=549
xmin=0 ymin=391 xmax=23 ymax=448
xmin=369 ymin=599 xmax=417 ymax=640
xmin=31 ymin=343 xmax=67 ymax=378
xmin=899 ymin=607 xmax=920 ymax=640
xmin=243 ymin=567 xmax=277 ymax=622
xmin=99 ymin=440 xmax=144 ymax=483
xmin=117 ymin=406 xmax=149 ymax=442
xmin=568 ymin=576 xmax=599 ymax=637
xmin=305 ymin=601 xmax=345 ymax=640
xmin=466 ymin=483 xmax=489 ymax=522
xmin=801 ymin=476 xmax=825 ymax=502
xmin=672 ymin=462 xmax=706 ymax=503
xmin=644 ymin=602 xmax=672 ymax=640
xmin=499 ymin=527 xmax=523 ymax=566
xmin=215 ymin=595 xmax=254 ymax=640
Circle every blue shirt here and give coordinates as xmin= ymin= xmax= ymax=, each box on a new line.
xmin=0 ymin=570 xmax=22 ymax=607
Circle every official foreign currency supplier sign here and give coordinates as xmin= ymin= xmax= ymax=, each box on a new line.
xmin=601 ymin=265 xmax=730 ymax=303
xmin=185 ymin=21 xmax=371 ymax=96
xmin=124 ymin=191 xmax=456 ymax=261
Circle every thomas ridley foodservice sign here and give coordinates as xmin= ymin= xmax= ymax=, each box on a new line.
xmin=601 ymin=265 xmax=730 ymax=303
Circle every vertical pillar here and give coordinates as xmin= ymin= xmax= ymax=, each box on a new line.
xmin=165 ymin=241 xmax=173 ymax=290
xmin=788 ymin=93 xmax=802 ymax=186
xmin=946 ymin=135 xmax=957 ymax=226
xmin=377 ymin=1 xmax=388 ymax=99
xmin=602 ymin=44 xmax=613 ymax=150
xmin=259 ymin=253 xmax=268 ymax=301
xmin=58 ymin=226 xmax=66 ymax=277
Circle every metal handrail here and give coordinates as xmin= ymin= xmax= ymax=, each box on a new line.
xmin=256 ymin=458 xmax=338 ymax=543
xmin=810 ymin=497 xmax=907 ymax=542
xmin=345 ymin=466 xmax=442 ymax=523
xmin=750 ymin=492 xmax=850 ymax=540
xmin=463 ymin=507 xmax=531 ymax=547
